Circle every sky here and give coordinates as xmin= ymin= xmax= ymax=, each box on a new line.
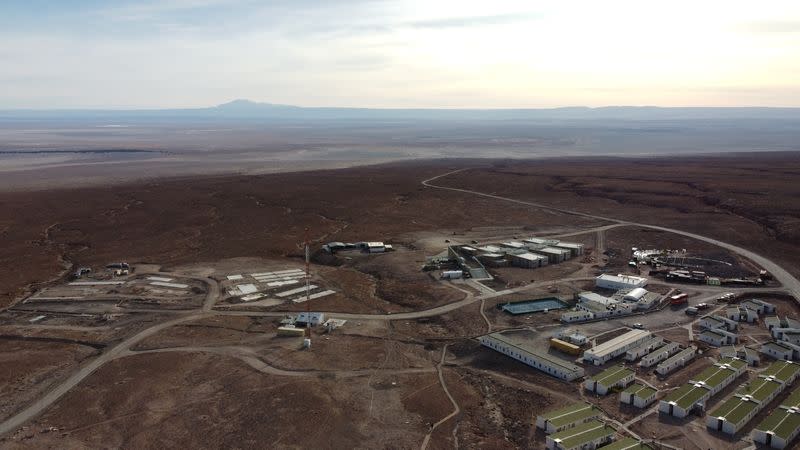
xmin=2 ymin=0 xmax=800 ymax=109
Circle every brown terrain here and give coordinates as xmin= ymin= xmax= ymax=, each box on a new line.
xmin=1 ymin=153 xmax=800 ymax=449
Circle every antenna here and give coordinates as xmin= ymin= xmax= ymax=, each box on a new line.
xmin=304 ymin=227 xmax=311 ymax=340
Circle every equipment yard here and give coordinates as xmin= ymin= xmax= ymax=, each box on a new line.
xmin=1 ymin=156 xmax=800 ymax=448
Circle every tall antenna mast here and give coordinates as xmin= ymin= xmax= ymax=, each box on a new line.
xmin=304 ymin=227 xmax=311 ymax=340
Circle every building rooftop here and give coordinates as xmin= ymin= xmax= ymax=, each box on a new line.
xmin=554 ymin=242 xmax=584 ymax=249
xmin=585 ymin=329 xmax=651 ymax=359
xmin=755 ymin=407 xmax=800 ymax=441
xmin=623 ymin=383 xmax=657 ymax=398
xmin=761 ymin=360 xmax=800 ymax=384
xmin=782 ymin=389 xmax=800 ymax=409
xmin=485 ymin=332 xmax=583 ymax=374
xmin=690 ymin=360 xmax=740 ymax=389
xmin=538 ymin=402 xmax=600 ymax=428
xmin=550 ymin=420 xmax=615 ymax=449
xmin=596 ymin=274 xmax=647 ymax=285
xmin=658 ymin=347 xmax=695 ymax=369
xmin=663 ymin=383 xmax=709 ymax=410
xmin=700 ymin=329 xmax=726 ymax=340
xmin=600 ymin=437 xmax=653 ymax=450
xmin=591 ymin=365 xmax=634 ymax=386
xmin=512 ymin=252 xmax=546 ymax=261
xmin=738 ymin=377 xmax=783 ymax=403
xmin=711 ymin=395 xmax=759 ymax=425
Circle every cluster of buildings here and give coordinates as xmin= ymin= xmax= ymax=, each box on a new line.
xmin=562 ymin=274 xmax=659 ymax=323
xmin=753 ymin=379 xmax=800 ymax=449
xmin=457 ymin=237 xmax=584 ymax=269
xmin=708 ymin=360 xmax=800 ymax=437
xmin=698 ymin=314 xmax=740 ymax=347
xmin=536 ymin=402 xmax=653 ymax=450
xmin=659 ymin=357 xmax=748 ymax=418
xmin=761 ymin=315 xmax=800 ymax=361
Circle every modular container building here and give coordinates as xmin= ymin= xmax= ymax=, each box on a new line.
xmin=699 ymin=329 xmax=738 ymax=347
xmin=479 ymin=332 xmax=584 ymax=381
xmin=659 ymin=358 xmax=747 ymax=418
xmin=584 ymin=365 xmax=635 ymax=395
xmin=762 ymin=341 xmax=795 ymax=361
xmin=655 ymin=346 xmax=697 ymax=375
xmin=620 ymin=383 xmax=658 ymax=408
xmin=600 ymin=438 xmax=654 ymax=450
xmin=707 ymin=370 xmax=786 ymax=435
xmin=753 ymin=388 xmax=800 ymax=449
xmin=625 ymin=336 xmax=665 ymax=362
xmin=545 ymin=420 xmax=615 ymax=450
xmin=534 ymin=247 xmax=572 ymax=263
xmin=595 ymin=274 xmax=648 ymax=290
xmin=583 ymin=329 xmax=652 ymax=366
xmin=639 ymin=342 xmax=681 ymax=368
xmin=511 ymin=252 xmax=548 ymax=269
xmin=553 ymin=241 xmax=585 ymax=257
xmin=536 ymin=402 xmax=602 ymax=434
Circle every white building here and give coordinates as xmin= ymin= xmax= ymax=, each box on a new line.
xmin=583 ymin=329 xmax=652 ymax=366
xmin=595 ymin=274 xmax=648 ymax=290
xmin=553 ymin=242 xmax=585 ymax=257
xmin=296 ymin=312 xmax=326 ymax=326
xmin=639 ymin=342 xmax=681 ymax=368
xmin=536 ymin=402 xmax=602 ymax=434
xmin=762 ymin=341 xmax=795 ymax=361
xmin=584 ymin=365 xmax=635 ymax=395
xmin=656 ymin=346 xmax=697 ymax=375
xmin=576 ymin=292 xmax=636 ymax=320
xmin=479 ymin=332 xmax=584 ymax=381
xmin=700 ymin=314 xmax=739 ymax=332
xmin=620 ymin=383 xmax=658 ymax=408
xmin=625 ymin=336 xmax=665 ymax=361
xmin=510 ymin=252 xmax=548 ymax=269
xmin=534 ymin=247 xmax=571 ymax=263
xmin=622 ymin=287 xmax=648 ymax=302
xmin=545 ymin=420 xmax=615 ymax=450
xmin=727 ymin=306 xmax=758 ymax=323
xmin=699 ymin=329 xmax=738 ymax=347
xmin=561 ymin=310 xmax=595 ymax=323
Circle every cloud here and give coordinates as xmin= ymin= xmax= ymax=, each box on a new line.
xmin=740 ymin=20 xmax=800 ymax=33
xmin=408 ymin=12 xmax=543 ymax=29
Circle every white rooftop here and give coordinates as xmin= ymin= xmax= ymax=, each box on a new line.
xmin=585 ymin=329 xmax=651 ymax=359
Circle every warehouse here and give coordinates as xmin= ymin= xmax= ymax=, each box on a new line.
xmin=583 ymin=329 xmax=652 ymax=366
xmin=575 ymin=293 xmax=635 ymax=319
xmin=707 ymin=376 xmax=784 ymax=435
xmin=753 ymin=389 xmax=800 ymax=449
xmin=510 ymin=252 xmax=548 ymax=269
xmin=595 ymin=274 xmax=648 ymax=290
xmin=584 ymin=365 xmax=634 ymax=395
xmin=479 ymin=332 xmax=585 ymax=381
xmin=534 ymin=247 xmax=572 ymax=263
xmin=553 ymin=241 xmax=585 ymax=257
xmin=620 ymin=383 xmax=658 ymax=408
xmin=536 ymin=402 xmax=602 ymax=434
xmin=600 ymin=438 xmax=653 ymax=450
xmin=655 ymin=346 xmax=697 ymax=375
xmin=545 ymin=420 xmax=615 ymax=450
xmin=639 ymin=342 xmax=681 ymax=368
xmin=699 ymin=329 xmax=738 ymax=347
xmin=762 ymin=341 xmax=795 ymax=361
xmin=625 ymin=336 xmax=665 ymax=361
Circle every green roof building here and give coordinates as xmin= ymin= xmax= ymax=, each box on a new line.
xmin=536 ymin=402 xmax=602 ymax=434
xmin=545 ymin=420 xmax=615 ymax=450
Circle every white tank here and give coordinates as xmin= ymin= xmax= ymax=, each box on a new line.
xmin=303 ymin=338 xmax=311 ymax=349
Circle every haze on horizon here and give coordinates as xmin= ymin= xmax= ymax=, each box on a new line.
xmin=2 ymin=0 xmax=800 ymax=110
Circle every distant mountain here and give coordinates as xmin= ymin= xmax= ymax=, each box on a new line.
xmin=2 ymin=100 xmax=800 ymax=122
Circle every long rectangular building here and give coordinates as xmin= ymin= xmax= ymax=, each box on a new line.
xmin=584 ymin=365 xmax=634 ymax=395
xmin=583 ymin=329 xmax=652 ymax=366
xmin=479 ymin=332 xmax=584 ymax=381
xmin=753 ymin=386 xmax=800 ymax=449
xmin=639 ymin=342 xmax=681 ymax=368
xmin=659 ymin=358 xmax=747 ymax=418
xmin=536 ymin=402 xmax=602 ymax=434
xmin=545 ymin=420 xmax=615 ymax=450
xmin=655 ymin=346 xmax=697 ymax=375
xmin=707 ymin=376 xmax=784 ymax=435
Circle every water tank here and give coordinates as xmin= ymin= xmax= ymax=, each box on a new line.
xmin=303 ymin=338 xmax=311 ymax=349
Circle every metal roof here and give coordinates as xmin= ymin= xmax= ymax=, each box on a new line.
xmin=585 ymin=329 xmax=651 ymax=359
xmin=485 ymin=332 xmax=583 ymax=374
